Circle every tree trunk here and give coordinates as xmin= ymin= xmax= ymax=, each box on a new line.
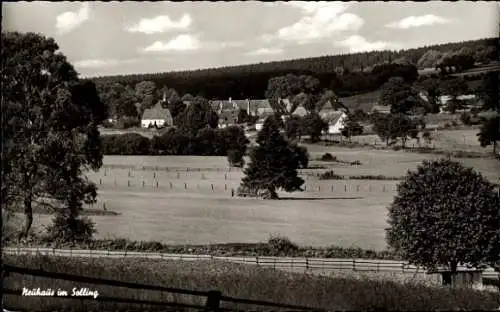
xmin=450 ymin=260 xmax=458 ymax=288
xmin=267 ymin=188 xmax=279 ymax=200
xmin=19 ymin=196 xmax=33 ymax=240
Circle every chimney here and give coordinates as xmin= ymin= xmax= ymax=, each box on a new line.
xmin=246 ymin=99 xmax=250 ymax=115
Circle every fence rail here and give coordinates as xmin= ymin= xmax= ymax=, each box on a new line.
xmin=4 ymin=247 xmax=498 ymax=278
xmin=2 ymin=264 xmax=324 ymax=311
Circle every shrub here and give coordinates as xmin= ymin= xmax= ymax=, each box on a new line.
xmin=319 ymin=170 xmax=344 ymax=180
xmin=320 ymin=153 xmax=337 ymax=161
xmin=43 ymin=214 xmax=96 ymax=244
xmin=267 ymin=235 xmax=298 ymax=255
xmin=460 ymin=112 xmax=472 ymax=125
xmin=227 ymin=149 xmax=245 ymax=167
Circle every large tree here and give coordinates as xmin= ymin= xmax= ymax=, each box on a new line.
xmin=240 ymin=115 xmax=305 ymax=199
xmin=386 ymin=159 xmax=500 ymax=283
xmin=135 ymin=80 xmax=157 ymax=111
xmin=1 ymin=32 xmax=107 ymax=239
xmin=440 ymin=77 xmax=470 ymax=114
xmin=413 ymin=77 xmax=442 ymax=114
xmin=477 ymin=116 xmax=500 ymax=155
xmin=178 ymin=96 xmax=218 ymax=135
xmin=379 ymin=77 xmax=420 ymax=114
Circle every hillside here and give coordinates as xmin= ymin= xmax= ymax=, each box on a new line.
xmin=91 ymin=37 xmax=497 ymax=100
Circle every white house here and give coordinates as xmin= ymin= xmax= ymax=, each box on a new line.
xmin=319 ymin=110 xmax=348 ymax=134
xmin=141 ymin=102 xmax=173 ymax=128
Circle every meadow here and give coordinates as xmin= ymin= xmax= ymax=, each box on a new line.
xmin=3 ymin=255 xmax=499 ymax=312
xmin=24 ymin=143 xmax=500 ymax=252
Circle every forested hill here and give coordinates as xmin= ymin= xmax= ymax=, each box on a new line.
xmin=91 ymin=37 xmax=497 ymax=99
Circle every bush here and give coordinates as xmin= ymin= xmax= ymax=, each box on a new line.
xmin=319 ymin=170 xmax=344 ymax=180
xmin=320 ymin=153 xmax=337 ymax=161
xmin=43 ymin=214 xmax=96 ymax=244
xmin=267 ymin=235 xmax=299 ymax=255
xmin=460 ymin=112 xmax=472 ymax=125
xmin=227 ymin=149 xmax=245 ymax=167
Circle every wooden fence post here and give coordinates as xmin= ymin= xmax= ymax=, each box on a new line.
xmin=169 ymin=182 xmax=173 ymax=189
xmin=256 ymin=256 xmax=259 ymax=266
xmin=153 ymin=172 xmax=156 ymax=178
xmin=103 ymin=203 xmax=107 ymax=211
xmin=211 ymin=184 xmax=214 ymax=191
xmin=353 ymin=259 xmax=356 ymax=271
xmin=156 ymin=181 xmax=159 ymax=189
xmin=127 ymin=180 xmax=130 ymax=187
xmin=305 ymin=258 xmax=309 ymax=270
xmin=142 ymin=181 xmax=145 ymax=188
xmin=184 ymin=183 xmax=187 ymax=190
xmin=318 ymin=185 xmax=321 ymax=192
xmin=344 ymin=184 xmax=347 ymax=192
xmin=331 ymin=185 xmax=334 ymax=192
xmin=99 ymin=178 xmax=102 ymax=185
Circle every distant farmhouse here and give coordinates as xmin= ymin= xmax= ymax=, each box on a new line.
xmin=141 ymin=101 xmax=173 ymax=128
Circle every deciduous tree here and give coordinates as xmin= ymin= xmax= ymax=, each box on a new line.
xmin=1 ymin=32 xmax=107 ymax=239
xmin=477 ymin=116 xmax=500 ymax=155
xmin=386 ymin=159 xmax=500 ymax=283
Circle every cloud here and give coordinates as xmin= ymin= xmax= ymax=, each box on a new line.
xmin=336 ymin=35 xmax=400 ymax=53
xmin=264 ymin=2 xmax=364 ymax=44
xmin=56 ymin=3 xmax=90 ymax=35
xmin=385 ymin=14 xmax=451 ymax=29
xmin=142 ymin=34 xmax=201 ymax=52
xmin=127 ymin=14 xmax=191 ymax=34
xmin=244 ymin=47 xmax=284 ymax=56
xmin=74 ymin=58 xmax=139 ymax=69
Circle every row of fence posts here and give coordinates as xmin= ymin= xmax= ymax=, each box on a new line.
xmin=97 ymin=178 xmax=393 ymax=193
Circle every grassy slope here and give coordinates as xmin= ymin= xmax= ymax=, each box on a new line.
xmin=4 ymin=255 xmax=499 ymax=312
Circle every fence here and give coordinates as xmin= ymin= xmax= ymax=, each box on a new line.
xmin=2 ymin=264 xmax=324 ymax=312
xmin=92 ymin=179 xmax=399 ymax=194
xmin=4 ymin=247 xmax=498 ymax=279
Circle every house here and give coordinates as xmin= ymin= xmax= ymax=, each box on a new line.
xmin=319 ymin=110 xmax=348 ymax=135
xmin=371 ymin=105 xmax=391 ymax=114
xmin=141 ymin=102 xmax=173 ymax=128
xmin=218 ymin=109 xmax=239 ymax=128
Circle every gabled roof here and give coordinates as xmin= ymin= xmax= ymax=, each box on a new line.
xmin=319 ymin=110 xmax=346 ymax=125
xmin=371 ymin=105 xmax=391 ymax=113
xmin=142 ymin=102 xmax=172 ymax=121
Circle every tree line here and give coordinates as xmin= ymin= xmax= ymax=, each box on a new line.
xmin=91 ymin=37 xmax=496 ymax=100
xmin=102 ymin=126 xmax=249 ymax=167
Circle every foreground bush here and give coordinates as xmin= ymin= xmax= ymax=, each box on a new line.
xmin=4 ymin=255 xmax=499 ymax=312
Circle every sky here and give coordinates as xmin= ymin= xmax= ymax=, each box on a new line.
xmin=3 ymin=1 xmax=499 ymax=78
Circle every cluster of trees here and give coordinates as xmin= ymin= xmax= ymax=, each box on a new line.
xmin=102 ymin=125 xmax=249 ymax=166
xmin=2 ymin=32 xmax=107 ymax=242
xmin=92 ymin=38 xmax=496 ymax=101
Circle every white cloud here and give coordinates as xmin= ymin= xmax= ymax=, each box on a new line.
xmin=127 ymin=14 xmax=191 ymax=34
xmin=385 ymin=14 xmax=451 ymax=29
xmin=244 ymin=47 xmax=284 ymax=56
xmin=142 ymin=34 xmax=201 ymax=52
xmin=336 ymin=35 xmax=400 ymax=53
xmin=56 ymin=3 xmax=90 ymax=35
xmin=265 ymin=2 xmax=364 ymax=44
xmin=74 ymin=58 xmax=139 ymax=69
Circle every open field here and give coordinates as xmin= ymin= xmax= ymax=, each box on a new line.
xmin=345 ymin=128 xmax=492 ymax=154
xmin=4 ymin=255 xmax=499 ymax=312
xmin=24 ymin=146 xmax=500 ymax=251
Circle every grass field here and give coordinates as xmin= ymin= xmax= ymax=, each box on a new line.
xmin=346 ymin=128 xmax=492 ymax=154
xmin=22 ymin=142 xmax=499 ymax=252
xmin=4 ymin=255 xmax=499 ymax=312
